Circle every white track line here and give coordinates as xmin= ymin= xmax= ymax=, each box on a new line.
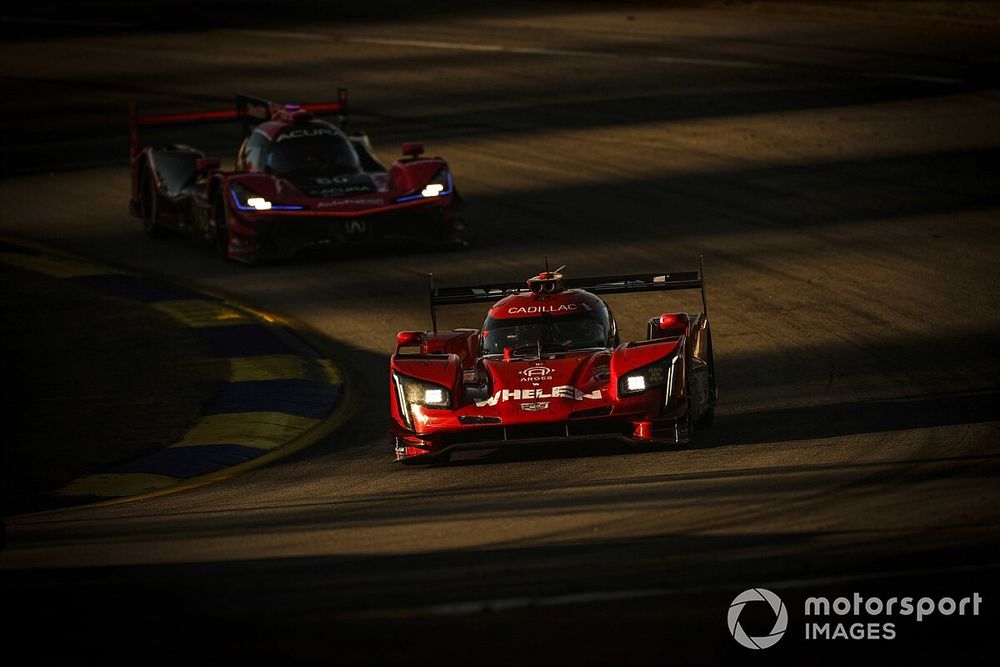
xmin=652 ymin=55 xmax=773 ymax=69
xmin=348 ymin=36 xmax=621 ymax=60
xmin=223 ymin=28 xmax=329 ymax=41
xmin=350 ymin=36 xmax=960 ymax=82
xmin=208 ymin=31 xmax=963 ymax=82
xmin=348 ymin=36 xmax=766 ymax=68
xmin=863 ymin=71 xmax=963 ymax=85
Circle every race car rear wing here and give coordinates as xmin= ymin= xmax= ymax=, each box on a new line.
xmin=128 ymin=89 xmax=349 ymax=158
xmin=427 ymin=257 xmax=708 ymax=333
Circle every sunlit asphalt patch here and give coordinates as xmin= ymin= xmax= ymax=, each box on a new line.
xmin=0 ymin=237 xmax=344 ymax=501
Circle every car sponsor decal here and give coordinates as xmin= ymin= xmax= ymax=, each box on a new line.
xmin=316 ymin=198 xmax=385 ymax=207
xmin=520 ymin=402 xmax=550 ymax=412
xmin=507 ymin=304 xmax=578 ymax=315
xmin=474 ymin=385 xmax=601 ymax=407
xmin=519 ymin=366 xmax=554 ymax=381
xmin=344 ymin=220 xmax=367 ymax=234
xmin=312 ymin=185 xmax=375 ymax=197
xmin=276 ymin=128 xmax=337 ymax=142
xmin=313 ymin=176 xmax=354 ymax=185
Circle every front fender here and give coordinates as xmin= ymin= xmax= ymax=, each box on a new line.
xmin=389 ymin=157 xmax=448 ymax=194
xmin=147 ymin=147 xmax=204 ymax=198
xmin=610 ymin=338 xmax=685 ymax=406
xmin=390 ymin=353 xmax=463 ymax=431
xmin=224 ymin=173 xmax=281 ymax=201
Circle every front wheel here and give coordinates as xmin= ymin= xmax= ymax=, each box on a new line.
xmin=676 ymin=402 xmax=694 ymax=444
xmin=698 ymin=329 xmax=717 ymax=429
xmin=211 ymin=192 xmax=231 ymax=259
xmin=696 ymin=401 xmax=715 ymax=429
xmin=140 ymin=168 xmax=165 ymax=238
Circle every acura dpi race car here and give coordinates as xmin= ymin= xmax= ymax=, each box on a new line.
xmin=128 ymin=90 xmax=463 ymax=262
xmin=390 ymin=263 xmax=717 ymax=463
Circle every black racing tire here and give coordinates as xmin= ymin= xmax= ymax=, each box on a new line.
xmin=697 ymin=329 xmax=717 ymax=429
xmin=696 ymin=402 xmax=715 ymax=429
xmin=211 ymin=191 xmax=231 ymax=260
xmin=682 ymin=404 xmax=694 ymax=443
xmin=139 ymin=167 xmax=165 ymax=238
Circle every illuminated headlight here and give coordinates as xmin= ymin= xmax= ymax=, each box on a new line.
xmin=230 ymin=183 xmax=274 ymax=211
xmin=424 ymin=388 xmax=446 ymax=405
xmin=393 ymin=373 xmax=451 ymax=427
xmin=398 ymin=167 xmax=452 ymax=202
xmin=619 ymin=359 xmax=670 ymax=396
xmin=420 ymin=167 xmax=450 ymax=197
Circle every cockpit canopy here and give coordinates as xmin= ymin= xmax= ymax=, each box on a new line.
xmin=481 ymin=304 xmax=612 ymax=355
xmin=238 ymin=121 xmax=361 ymax=178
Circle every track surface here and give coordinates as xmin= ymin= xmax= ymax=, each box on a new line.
xmin=2 ymin=3 xmax=999 ymax=663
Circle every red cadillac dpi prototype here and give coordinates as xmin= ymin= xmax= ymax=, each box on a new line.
xmin=390 ymin=264 xmax=718 ymax=463
xmin=128 ymin=90 xmax=463 ymax=262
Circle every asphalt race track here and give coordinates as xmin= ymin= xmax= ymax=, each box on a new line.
xmin=2 ymin=2 xmax=999 ymax=664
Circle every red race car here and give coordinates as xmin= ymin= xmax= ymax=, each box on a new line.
xmin=128 ymin=90 xmax=464 ymax=262
xmin=390 ymin=263 xmax=717 ymax=463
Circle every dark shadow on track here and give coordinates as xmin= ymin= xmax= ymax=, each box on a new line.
xmin=4 ymin=76 xmax=995 ymax=176
xmin=3 ymin=530 xmax=998 ymax=664
xmin=42 ymin=145 xmax=998 ymax=279
xmin=702 ymin=388 xmax=1000 ymax=448
xmin=266 ymin=328 xmax=1000 ymax=463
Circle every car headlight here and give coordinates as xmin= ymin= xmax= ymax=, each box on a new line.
xmin=619 ymin=357 xmax=673 ymax=397
xmin=230 ymin=183 xmax=273 ymax=210
xmin=421 ymin=167 xmax=451 ymax=197
xmin=394 ymin=373 xmax=452 ymax=427
xmin=397 ymin=167 xmax=453 ymax=202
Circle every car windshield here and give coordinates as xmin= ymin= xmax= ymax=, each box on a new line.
xmin=481 ymin=311 xmax=609 ymax=355
xmin=267 ymin=126 xmax=361 ymax=178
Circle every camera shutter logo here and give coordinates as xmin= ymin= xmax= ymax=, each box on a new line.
xmin=728 ymin=588 xmax=788 ymax=650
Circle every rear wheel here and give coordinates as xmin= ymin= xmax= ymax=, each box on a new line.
xmin=140 ymin=167 xmax=165 ymax=237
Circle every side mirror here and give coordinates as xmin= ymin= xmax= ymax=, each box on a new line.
xmin=646 ymin=313 xmax=690 ymax=340
xmin=196 ymin=157 xmax=222 ymax=173
xmin=401 ymin=142 xmax=424 ymax=159
xmin=396 ymin=331 xmax=426 ymax=348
